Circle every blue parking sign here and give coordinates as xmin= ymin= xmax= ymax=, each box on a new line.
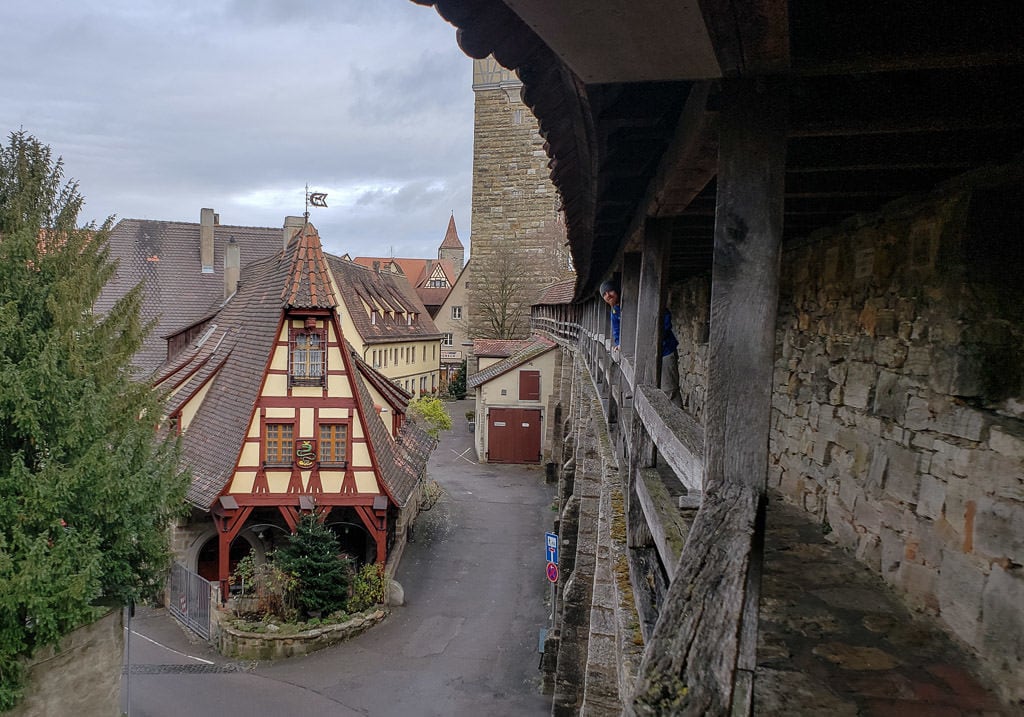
xmin=545 ymin=532 xmax=559 ymax=564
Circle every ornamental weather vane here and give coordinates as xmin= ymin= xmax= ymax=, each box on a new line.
xmin=304 ymin=184 xmax=329 ymax=221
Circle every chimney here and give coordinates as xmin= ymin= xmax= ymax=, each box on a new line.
xmin=283 ymin=216 xmax=304 ymax=249
xmin=200 ymin=208 xmax=215 ymax=273
xmin=373 ymin=260 xmax=380 ymax=273
xmin=224 ymin=237 xmax=240 ymax=298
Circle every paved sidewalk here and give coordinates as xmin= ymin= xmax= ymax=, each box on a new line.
xmin=756 ymin=495 xmax=1018 ymax=716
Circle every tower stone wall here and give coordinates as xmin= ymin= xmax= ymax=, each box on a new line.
xmin=469 ymin=57 xmax=569 ymax=339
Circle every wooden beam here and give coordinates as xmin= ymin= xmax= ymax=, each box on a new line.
xmin=634 ymin=384 xmax=704 ymax=494
xmin=633 ymin=221 xmax=671 ymax=387
xmin=698 ymin=0 xmax=790 ymax=76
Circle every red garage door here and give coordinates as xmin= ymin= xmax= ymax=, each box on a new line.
xmin=488 ymin=408 xmax=542 ymax=464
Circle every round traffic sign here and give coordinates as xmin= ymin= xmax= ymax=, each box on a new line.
xmin=546 ymin=561 xmax=559 ymax=583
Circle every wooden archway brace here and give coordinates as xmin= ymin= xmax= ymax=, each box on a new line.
xmin=212 ymin=505 xmax=253 ymax=603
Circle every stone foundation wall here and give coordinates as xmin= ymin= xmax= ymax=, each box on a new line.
xmin=10 ymin=609 xmax=122 ymax=717
xmin=219 ymin=607 xmax=388 ymax=661
xmin=667 ymin=169 xmax=1024 ymax=700
xmin=545 ymin=353 xmax=642 ymax=715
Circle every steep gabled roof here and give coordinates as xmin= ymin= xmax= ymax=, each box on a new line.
xmin=439 ymin=214 xmax=464 ymax=249
xmin=167 ymin=250 xmax=290 ymax=507
xmin=281 ymin=222 xmax=337 ymax=309
xmin=468 ymin=335 xmax=558 ymax=389
xmin=348 ymin=346 xmax=435 ymax=507
xmin=95 ymin=217 xmax=283 ymax=375
xmin=326 ymin=254 xmax=443 ymax=344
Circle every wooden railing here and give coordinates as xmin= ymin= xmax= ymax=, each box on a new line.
xmin=536 ymin=307 xmax=764 ymax=716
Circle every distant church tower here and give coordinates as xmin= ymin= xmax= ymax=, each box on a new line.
xmin=468 ymin=56 xmax=568 ymax=339
xmin=438 ymin=213 xmax=465 ymax=275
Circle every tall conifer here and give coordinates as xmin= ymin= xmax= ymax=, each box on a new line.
xmin=0 ymin=131 xmax=187 ymax=707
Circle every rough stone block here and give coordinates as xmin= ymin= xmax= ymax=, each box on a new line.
xmin=936 ymin=549 xmax=985 ymax=648
xmin=873 ymin=370 xmax=908 ymax=421
xmin=843 ymin=361 xmax=876 ymax=409
xmin=905 ymin=345 xmax=931 ymax=375
xmin=873 ymin=337 xmax=908 ymax=368
xmin=916 ymin=474 xmax=946 ymax=521
xmin=897 ymin=561 xmax=939 ymax=613
xmin=989 ymin=424 xmax=1024 ymax=459
xmin=981 ymin=566 xmax=1024 ymax=701
xmin=932 ymin=401 xmax=987 ymax=442
xmin=972 ymin=496 xmax=1024 ymax=564
xmin=879 ymin=525 xmax=904 ymax=578
xmin=882 ymin=443 xmax=921 ymax=505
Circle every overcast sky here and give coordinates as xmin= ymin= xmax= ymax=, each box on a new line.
xmin=0 ymin=0 xmax=474 ymax=259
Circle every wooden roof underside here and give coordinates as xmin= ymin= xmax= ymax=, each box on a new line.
xmin=415 ymin=0 xmax=1024 ymax=298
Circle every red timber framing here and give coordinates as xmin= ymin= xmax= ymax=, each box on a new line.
xmin=210 ymin=310 xmax=399 ymax=595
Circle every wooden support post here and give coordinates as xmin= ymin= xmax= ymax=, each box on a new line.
xmin=629 ymin=77 xmax=786 ymax=717
xmin=634 ymin=220 xmax=671 ymax=389
xmin=705 ymin=78 xmax=787 ymax=494
xmin=621 ymin=252 xmax=641 ymax=360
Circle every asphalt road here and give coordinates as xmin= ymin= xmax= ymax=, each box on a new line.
xmin=123 ymin=400 xmax=556 ymax=717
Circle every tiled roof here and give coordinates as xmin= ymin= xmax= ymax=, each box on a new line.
xmin=467 ymin=335 xmax=557 ymax=389
xmin=168 ymin=251 xmax=291 ymax=507
xmin=281 ymin=223 xmax=337 ymax=309
xmin=95 ymin=217 xmax=283 ymax=376
xmin=472 ymin=338 xmax=533 ymax=358
xmin=439 ymin=214 xmax=464 ymax=249
xmin=348 ymin=348 xmax=435 ymax=508
xmin=350 ymin=349 xmax=412 ymax=411
xmin=535 ymin=277 xmax=577 ymax=305
xmin=325 ymin=254 xmax=442 ymax=344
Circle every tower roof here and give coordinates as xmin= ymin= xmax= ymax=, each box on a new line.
xmin=439 ymin=214 xmax=464 ymax=250
xmin=281 ymin=222 xmax=337 ymax=309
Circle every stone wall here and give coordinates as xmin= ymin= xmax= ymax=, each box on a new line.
xmin=469 ymin=58 xmax=567 ymax=339
xmin=219 ymin=607 xmax=387 ymax=660
xmin=667 ymin=169 xmax=1024 ymax=700
xmin=9 ymin=609 xmax=122 ymax=717
xmin=545 ymin=352 xmax=642 ymax=715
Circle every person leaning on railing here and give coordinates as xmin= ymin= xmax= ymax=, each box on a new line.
xmin=600 ymin=279 xmax=682 ymax=406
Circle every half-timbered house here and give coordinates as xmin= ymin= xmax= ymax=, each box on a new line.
xmin=156 ymin=221 xmax=435 ymax=599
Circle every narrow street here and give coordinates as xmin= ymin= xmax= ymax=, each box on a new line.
xmin=123 ymin=400 xmax=555 ymax=717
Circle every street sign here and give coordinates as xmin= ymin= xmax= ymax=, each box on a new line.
xmin=545 ymin=531 xmax=559 ymax=564
xmin=546 ymin=562 xmax=559 ymax=583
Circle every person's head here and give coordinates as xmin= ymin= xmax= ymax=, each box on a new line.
xmin=600 ymin=279 xmax=620 ymax=307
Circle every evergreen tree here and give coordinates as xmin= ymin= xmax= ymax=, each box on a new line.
xmin=448 ymin=359 xmax=467 ymax=400
xmin=0 ymin=131 xmax=188 ymax=708
xmin=274 ymin=515 xmax=351 ymax=616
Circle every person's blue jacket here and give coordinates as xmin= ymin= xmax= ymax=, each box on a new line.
xmin=609 ymin=304 xmax=678 ymax=357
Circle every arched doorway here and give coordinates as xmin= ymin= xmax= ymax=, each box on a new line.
xmin=195 ymin=535 xmax=251 ymax=583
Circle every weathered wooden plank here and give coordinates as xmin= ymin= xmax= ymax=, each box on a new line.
xmin=627 ymin=484 xmax=760 ymax=716
xmin=634 ymin=384 xmax=704 ymax=493
xmin=635 ymin=467 xmax=693 ymax=582
xmin=634 ymin=221 xmax=670 ymax=388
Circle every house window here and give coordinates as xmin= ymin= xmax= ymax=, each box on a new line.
xmin=513 ymin=109 xmax=523 ymax=124
xmin=265 ymin=423 xmax=294 ymax=465
xmin=420 ymin=376 xmax=427 ymax=393
xmin=520 ymin=370 xmax=541 ymax=401
xmin=290 ymin=328 xmax=325 ymax=386
xmin=442 ymin=333 xmax=453 ymax=346
xmin=319 ymin=424 xmax=348 ymax=464
xmin=451 ymin=306 xmax=462 ymax=320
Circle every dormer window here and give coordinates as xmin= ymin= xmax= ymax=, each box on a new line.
xmin=290 ymin=326 xmax=325 ymax=387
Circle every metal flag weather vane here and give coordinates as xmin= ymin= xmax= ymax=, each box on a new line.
xmin=304 ymin=184 xmax=329 ymax=220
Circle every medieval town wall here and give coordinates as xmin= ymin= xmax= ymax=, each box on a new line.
xmin=666 ymin=169 xmax=1024 ymax=700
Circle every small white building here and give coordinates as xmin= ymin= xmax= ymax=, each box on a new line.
xmin=467 ymin=336 xmax=559 ymax=463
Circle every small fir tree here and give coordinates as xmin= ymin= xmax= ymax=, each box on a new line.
xmin=0 ymin=131 xmax=188 ymax=708
xmin=448 ymin=359 xmax=467 ymax=399
xmin=274 ymin=515 xmax=351 ymax=616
